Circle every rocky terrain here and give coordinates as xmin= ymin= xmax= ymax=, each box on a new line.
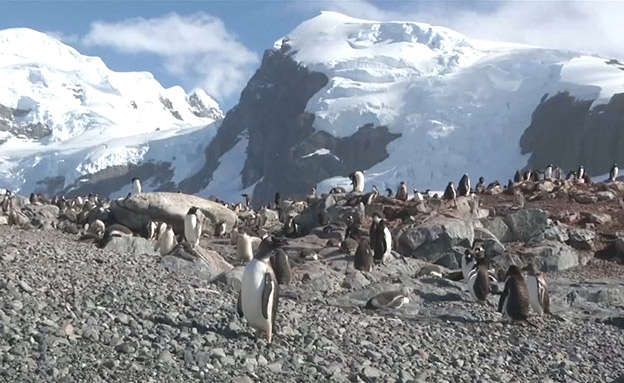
xmin=1 ymin=179 xmax=624 ymax=382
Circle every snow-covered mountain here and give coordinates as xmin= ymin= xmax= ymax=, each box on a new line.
xmin=3 ymin=13 xmax=624 ymax=205
xmin=186 ymin=11 xmax=624 ymax=206
xmin=0 ymin=28 xmax=223 ymax=196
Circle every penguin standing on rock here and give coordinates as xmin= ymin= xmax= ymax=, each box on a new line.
xmin=385 ymin=188 xmax=393 ymax=197
xmin=154 ymin=224 xmax=177 ymax=256
xmin=184 ymin=207 xmax=203 ymax=248
xmin=522 ymin=263 xmax=551 ymax=316
xmin=577 ymin=166 xmax=585 ymax=181
xmin=475 ymin=177 xmax=486 ymax=194
xmin=544 ymin=164 xmax=553 ymax=180
xmin=442 ymin=182 xmax=456 ymax=200
xmin=554 ymin=166 xmax=563 ymax=180
xmin=131 ymin=177 xmax=142 ymax=195
xmin=395 ymin=182 xmax=408 ymax=202
xmin=458 ymin=174 xmax=470 ymax=196
xmin=498 ymin=266 xmax=536 ymax=327
xmin=214 ymin=220 xmax=227 ymax=238
xmin=372 ymin=216 xmax=392 ymax=265
xmin=238 ymin=236 xmax=288 ymax=343
xmin=349 ymin=171 xmax=365 ymax=193
xmin=610 ymin=163 xmax=619 ymax=182
xmin=514 ymin=170 xmax=522 ymax=183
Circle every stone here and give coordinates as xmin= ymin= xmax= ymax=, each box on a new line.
xmin=473 ymin=227 xmax=505 ymax=257
xmin=544 ymin=224 xmax=569 ymax=243
xmin=103 ymin=236 xmax=156 ymax=255
xmin=504 ymin=209 xmax=549 ymax=243
xmin=481 ymin=217 xmax=511 ymax=243
xmin=162 ymin=245 xmax=232 ymax=282
xmin=566 ymin=228 xmax=595 ymax=250
xmin=342 ymin=271 xmax=369 ymax=290
xmin=521 ymin=241 xmax=579 ymax=272
xmin=110 ymin=192 xmax=237 ymax=235
xmin=114 ymin=342 xmax=135 ymax=354
xmin=212 ymin=266 xmax=244 ymax=291
xmin=397 ymin=216 xmax=475 ymax=261
xmin=581 ymin=212 xmax=612 ymax=225
xmin=157 ymin=350 xmax=175 ymax=364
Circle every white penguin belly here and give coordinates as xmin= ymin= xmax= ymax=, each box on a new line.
xmin=466 ymin=269 xmax=479 ymax=301
xmin=241 ymin=260 xmax=272 ymax=333
xmin=526 ymin=276 xmax=543 ymax=315
xmin=237 ymin=234 xmax=253 ymax=261
xmin=461 ymin=258 xmax=476 ymax=282
xmin=184 ymin=215 xmax=198 ymax=246
xmin=159 ymin=231 xmax=176 ymax=256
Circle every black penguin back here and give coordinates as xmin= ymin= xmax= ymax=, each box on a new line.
xmin=354 ymin=237 xmax=373 ymax=272
xmin=473 ymin=263 xmax=490 ymax=303
xmin=271 ymin=248 xmax=291 ymax=285
xmin=373 ymin=220 xmax=388 ymax=264
xmin=500 ymin=273 xmax=530 ymax=320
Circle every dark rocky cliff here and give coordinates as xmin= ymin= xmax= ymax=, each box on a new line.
xmin=520 ymin=91 xmax=624 ymax=176
xmin=182 ymin=49 xmax=401 ymax=206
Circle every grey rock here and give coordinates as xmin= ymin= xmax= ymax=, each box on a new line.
xmin=398 ymin=216 xmax=475 ymax=261
xmin=114 ymin=342 xmax=135 ymax=354
xmin=504 ymin=209 xmax=549 ymax=243
xmin=522 ymin=241 xmax=579 ymax=272
xmin=110 ymin=192 xmax=237 ymax=235
xmin=157 ymin=350 xmax=175 ymax=364
xmin=481 ymin=218 xmax=511 ymax=243
xmin=544 ymin=224 xmax=569 ymax=242
xmin=342 ymin=271 xmax=370 ymax=290
xmin=103 ymin=236 xmax=156 ymax=255
xmin=162 ymin=246 xmax=232 ymax=282
xmin=212 ymin=266 xmax=244 ymax=291
xmin=582 ymin=212 xmax=612 ymax=225
xmin=567 ymin=228 xmax=595 ymax=250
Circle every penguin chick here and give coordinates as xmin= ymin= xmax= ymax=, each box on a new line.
xmin=522 ymin=263 xmax=551 ymax=316
xmin=365 ymin=287 xmax=410 ymax=310
xmin=498 ymin=265 xmax=536 ymax=327
xmin=238 ymin=236 xmax=289 ymax=343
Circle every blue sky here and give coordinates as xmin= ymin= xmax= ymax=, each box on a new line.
xmin=2 ymin=1 xmax=623 ymax=111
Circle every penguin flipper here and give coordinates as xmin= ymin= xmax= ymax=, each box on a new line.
xmin=262 ymin=272 xmax=275 ymax=321
xmin=236 ymin=292 xmax=243 ymax=318
xmin=498 ymin=281 xmax=509 ymax=313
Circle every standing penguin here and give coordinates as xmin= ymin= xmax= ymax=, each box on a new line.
xmin=498 ymin=265 xmax=534 ymax=326
xmin=184 ymin=207 xmax=203 ymax=248
xmin=442 ymin=181 xmax=456 ymax=200
xmin=395 ymin=182 xmax=408 ymax=202
xmin=238 ymin=236 xmax=288 ymax=343
xmin=154 ymin=224 xmax=177 ymax=256
xmin=270 ymin=248 xmax=291 ymax=285
xmin=385 ymin=188 xmax=393 ymax=197
xmin=466 ymin=256 xmax=490 ymax=304
xmin=458 ymin=174 xmax=470 ymax=196
xmin=237 ymin=232 xmax=254 ymax=262
xmin=475 ymin=177 xmax=486 ymax=194
xmin=354 ymin=237 xmax=373 ymax=272
xmin=214 ymin=220 xmax=227 ymax=238
xmin=349 ymin=171 xmax=365 ymax=193
xmin=369 ymin=213 xmax=380 ymax=252
xmin=131 ymin=177 xmax=142 ymax=195
xmin=373 ymin=217 xmax=392 ymax=265
xmin=610 ymin=163 xmax=619 ymax=182
xmin=577 ymin=166 xmax=585 ymax=181
xmin=522 ymin=263 xmax=551 ymax=316
xmin=513 ymin=170 xmax=523 ymax=183
xmin=413 ymin=189 xmax=424 ymax=202
xmin=513 ymin=187 xmax=525 ymax=209
xmin=554 ymin=166 xmax=563 ymax=180
xmin=544 ymin=164 xmax=553 ymax=180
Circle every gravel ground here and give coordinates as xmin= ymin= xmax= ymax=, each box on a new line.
xmin=0 ymin=225 xmax=623 ymax=383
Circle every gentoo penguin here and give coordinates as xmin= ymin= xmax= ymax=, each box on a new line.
xmin=184 ymin=207 xmax=203 ymax=248
xmin=270 ymin=248 xmax=291 ymax=285
xmin=475 ymin=177 xmax=486 ymax=194
xmin=513 ymin=188 xmax=525 ymax=208
xmin=237 ymin=232 xmax=254 ymax=262
xmin=241 ymin=194 xmax=251 ymax=209
xmin=349 ymin=170 xmax=365 ymax=193
xmin=465 ymin=254 xmax=490 ymax=304
xmin=154 ymin=224 xmax=177 ymax=256
xmin=442 ymin=181 xmax=456 ymax=200
xmin=610 ymin=163 xmax=619 ymax=182
xmin=522 ymin=263 xmax=551 ymax=316
xmin=577 ymin=165 xmax=585 ymax=180
xmin=330 ymin=186 xmax=347 ymax=194
xmin=372 ymin=217 xmax=392 ymax=265
xmin=514 ymin=170 xmax=522 ymax=183
xmin=365 ymin=287 xmax=410 ymax=310
xmin=230 ymin=227 xmax=239 ymax=246
xmin=88 ymin=219 xmax=106 ymax=238
xmin=413 ymin=189 xmax=424 ymax=202
xmin=523 ymin=170 xmax=532 ymax=182
xmin=369 ymin=213 xmax=380 ymax=252
xmin=498 ymin=265 xmax=535 ymax=326
xmin=214 ymin=220 xmax=227 ymax=237
xmin=544 ymin=164 xmax=553 ymax=180
xmin=131 ymin=177 xmax=142 ymax=195
xmin=395 ymin=182 xmax=408 ymax=202
xmin=566 ymin=171 xmax=577 ymax=181
xmin=461 ymin=247 xmax=480 ymax=281
xmin=363 ymin=185 xmax=379 ymax=205
xmin=354 ymin=237 xmax=373 ymax=272
xmin=146 ymin=220 xmax=158 ymax=240
xmin=458 ymin=174 xmax=470 ymax=196
xmin=238 ymin=236 xmax=288 ymax=343
xmin=385 ymin=188 xmax=393 ymax=197
xmin=554 ymin=166 xmax=563 ymax=180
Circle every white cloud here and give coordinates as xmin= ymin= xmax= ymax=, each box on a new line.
xmin=82 ymin=12 xmax=259 ymax=102
xmin=296 ymin=0 xmax=624 ymax=60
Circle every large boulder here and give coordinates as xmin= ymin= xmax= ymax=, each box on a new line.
xmin=481 ymin=217 xmax=512 ymax=243
xmin=504 ymin=208 xmax=549 ymax=243
xmin=397 ymin=215 xmax=475 ymax=262
xmin=110 ymin=192 xmax=237 ymax=235
xmin=567 ymin=228 xmax=596 ymax=250
xmin=103 ymin=237 xmax=156 ymax=255
xmin=163 ymin=245 xmax=233 ymax=281
xmin=521 ymin=241 xmax=579 ymax=272
xmin=473 ymin=227 xmax=505 ymax=258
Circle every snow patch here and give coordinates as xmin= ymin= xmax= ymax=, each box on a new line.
xmin=301 ymin=148 xmax=341 ymax=161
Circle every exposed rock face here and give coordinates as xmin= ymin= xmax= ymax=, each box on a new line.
xmin=504 ymin=208 xmax=549 ymax=243
xmin=181 ymin=49 xmax=400 ymax=206
xmin=110 ymin=192 xmax=237 ymax=235
xmin=521 ymin=241 xmax=579 ymax=272
xmin=0 ymin=103 xmax=52 ymax=141
xmin=520 ymin=91 xmax=624 ymax=176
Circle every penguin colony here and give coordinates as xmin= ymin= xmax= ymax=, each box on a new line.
xmin=0 ymin=162 xmax=618 ymax=344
